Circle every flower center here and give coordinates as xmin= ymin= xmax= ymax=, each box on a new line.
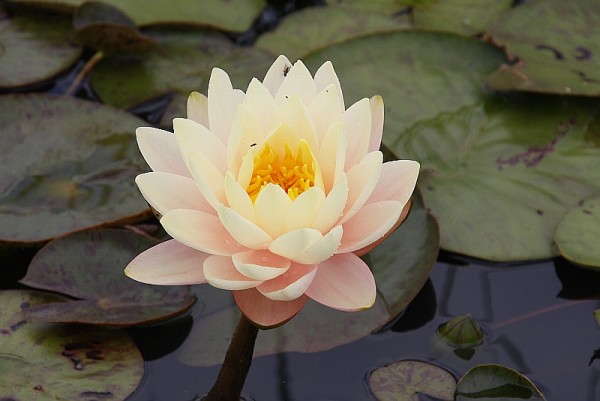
xmin=246 ymin=139 xmax=315 ymax=202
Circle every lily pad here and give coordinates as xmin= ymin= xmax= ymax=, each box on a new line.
xmin=485 ymin=0 xmax=600 ymax=96
xmin=438 ymin=314 xmax=485 ymax=349
xmin=179 ymin=191 xmax=440 ymax=367
xmin=0 ymin=290 xmax=143 ymax=400
xmin=0 ymin=94 xmax=151 ymax=245
xmin=456 ymin=364 xmax=546 ymax=400
xmin=554 ymin=195 xmax=600 ymax=269
xmin=19 ymin=229 xmax=195 ymax=326
xmin=90 ymin=27 xmax=275 ymax=126
xmin=368 ymin=360 xmax=456 ymax=401
xmin=0 ymin=10 xmax=82 ymax=89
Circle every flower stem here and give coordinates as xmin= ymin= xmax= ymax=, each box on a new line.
xmin=202 ymin=314 xmax=259 ymax=401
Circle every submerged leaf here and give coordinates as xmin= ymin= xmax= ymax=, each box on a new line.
xmin=438 ymin=314 xmax=485 ymax=348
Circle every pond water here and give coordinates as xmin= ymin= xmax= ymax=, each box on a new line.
xmin=126 ymin=255 xmax=600 ymax=401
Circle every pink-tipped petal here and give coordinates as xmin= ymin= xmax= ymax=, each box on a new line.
xmin=234 ymin=288 xmax=307 ymax=329
xmin=343 ymin=98 xmax=372 ymax=169
xmin=173 ymin=118 xmax=227 ymax=173
xmin=262 ymin=55 xmax=293 ymax=96
xmin=367 ymin=160 xmax=420 ymax=205
xmin=313 ymin=61 xmax=344 ymax=111
xmin=208 ymin=68 xmax=242 ymax=144
xmin=203 ymin=255 xmax=262 ymax=290
xmin=161 ymin=209 xmax=242 ymax=256
xmin=187 ymin=91 xmax=209 ymax=127
xmin=136 ymin=127 xmax=189 ymax=176
xmin=340 ymin=151 xmax=383 ymax=224
xmin=305 ymin=253 xmax=376 ymax=311
xmin=135 ymin=172 xmax=213 ymax=216
xmin=125 ymin=239 xmax=209 ymax=285
xmin=368 ymin=95 xmax=384 ymax=152
xmin=218 ymin=205 xmax=273 ymax=249
xmin=274 ymin=60 xmax=317 ymax=105
xmin=257 ymin=263 xmax=318 ymax=301
xmin=232 ymin=250 xmax=291 ymax=280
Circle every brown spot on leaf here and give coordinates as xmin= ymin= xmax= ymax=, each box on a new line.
xmin=536 ymin=209 xmax=544 ymax=215
xmin=575 ymin=47 xmax=593 ymax=60
xmin=535 ymin=44 xmax=564 ymax=60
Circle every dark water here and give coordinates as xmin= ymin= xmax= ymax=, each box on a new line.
xmin=127 ymin=256 xmax=600 ymax=401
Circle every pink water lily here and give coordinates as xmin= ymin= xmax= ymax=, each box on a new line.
xmin=125 ymin=55 xmax=419 ymax=328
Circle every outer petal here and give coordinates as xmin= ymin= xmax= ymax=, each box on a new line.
xmin=203 ymin=255 xmax=262 ymax=290
xmin=135 ymin=172 xmax=213 ymax=216
xmin=232 ymin=249 xmax=291 ymax=280
xmin=262 ymin=55 xmax=293 ymax=96
xmin=343 ymin=98 xmax=372 ymax=169
xmin=305 ymin=253 xmax=376 ymax=311
xmin=125 ymin=239 xmax=208 ymax=285
xmin=368 ymin=95 xmax=384 ymax=152
xmin=234 ymin=288 xmax=307 ymax=329
xmin=187 ymin=91 xmax=209 ymax=127
xmin=173 ymin=118 xmax=227 ymax=173
xmin=161 ymin=209 xmax=242 ymax=256
xmin=208 ymin=67 xmax=243 ymax=144
xmin=313 ymin=61 xmax=344 ymax=111
xmin=340 ymin=151 xmax=383 ymax=224
xmin=136 ymin=127 xmax=189 ymax=176
xmin=274 ymin=60 xmax=317 ymax=106
xmin=256 ymin=263 xmax=318 ymax=301
xmin=188 ymin=150 xmax=226 ymax=210
xmin=337 ymin=200 xmax=403 ymax=253
xmin=367 ymin=160 xmax=420 ymax=205
xmin=218 ymin=205 xmax=273 ymax=249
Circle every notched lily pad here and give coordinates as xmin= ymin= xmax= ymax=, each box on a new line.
xmin=456 ymin=364 xmax=546 ymax=400
xmin=19 ymin=229 xmax=195 ymax=325
xmin=0 ymin=290 xmax=143 ymax=400
xmin=0 ymin=94 xmax=151 ymax=245
xmin=369 ymin=360 xmax=456 ymax=401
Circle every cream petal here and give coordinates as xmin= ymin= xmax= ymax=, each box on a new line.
xmin=312 ymin=174 xmax=348 ymax=234
xmin=218 ymin=205 xmax=273 ymax=249
xmin=188 ymin=150 xmax=227 ymax=210
xmin=208 ymin=67 xmax=242 ymax=143
xmin=317 ymin=121 xmax=346 ymax=193
xmin=224 ymin=171 xmax=255 ymax=223
xmin=203 ymin=255 xmax=262 ymax=290
xmin=136 ymin=127 xmax=189 ymax=176
xmin=367 ymin=160 xmax=420 ymax=205
xmin=295 ymin=225 xmax=343 ymax=264
xmin=314 ymin=60 xmax=344 ymax=111
xmin=305 ymin=253 xmax=376 ymax=311
xmin=274 ymin=60 xmax=317 ymax=105
xmin=308 ymin=84 xmax=344 ymax=145
xmin=254 ymin=183 xmax=292 ymax=238
xmin=368 ymin=95 xmax=384 ymax=152
xmin=124 ymin=239 xmax=209 ymax=285
xmin=262 ymin=55 xmax=293 ymax=96
xmin=233 ymin=288 xmax=307 ymax=329
xmin=340 ymin=151 xmax=383 ymax=224
xmin=343 ymin=98 xmax=372 ymax=169
xmin=257 ymin=263 xmax=318 ymax=301
xmin=173 ymin=117 xmax=227 ymax=173
xmin=227 ymin=103 xmax=262 ymax=177
xmin=232 ymin=249 xmax=291 ymax=280
xmin=161 ymin=209 xmax=243 ymax=256
xmin=244 ymin=78 xmax=276 ymax=133
xmin=285 ymin=186 xmax=325 ymax=232
xmin=187 ymin=91 xmax=209 ymax=127
xmin=268 ymin=227 xmax=322 ymax=261
xmin=236 ymin=145 xmax=257 ymax=191
xmin=272 ymin=96 xmax=319 ymax=152
xmin=135 ymin=172 xmax=213 ymax=216
xmin=337 ymin=200 xmax=403 ymax=253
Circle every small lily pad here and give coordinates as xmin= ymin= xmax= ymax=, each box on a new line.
xmin=0 ymin=290 xmax=144 ymax=400
xmin=369 ymin=360 xmax=456 ymax=401
xmin=438 ymin=314 xmax=485 ymax=348
xmin=20 ymin=229 xmax=195 ymax=326
xmin=0 ymin=10 xmax=82 ymax=89
xmin=456 ymin=364 xmax=546 ymax=400
xmin=0 ymin=94 xmax=151 ymax=245
xmin=554 ymin=195 xmax=600 ymax=269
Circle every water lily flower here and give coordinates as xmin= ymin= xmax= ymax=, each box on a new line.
xmin=125 ymin=55 xmax=419 ymax=328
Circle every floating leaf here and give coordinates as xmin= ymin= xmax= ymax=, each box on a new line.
xmin=438 ymin=314 xmax=485 ymax=348
xmin=0 ymin=10 xmax=82 ymax=89
xmin=0 ymin=94 xmax=150 ymax=245
xmin=554 ymin=195 xmax=600 ymax=269
xmin=90 ymin=27 xmax=275 ymax=126
xmin=456 ymin=364 xmax=546 ymax=400
xmin=0 ymin=290 xmax=143 ymax=399
xmin=19 ymin=229 xmax=195 ymax=325
xmin=485 ymin=0 xmax=600 ymax=96
xmin=179 ymin=191 xmax=439 ymax=367
xmin=369 ymin=360 xmax=456 ymax=401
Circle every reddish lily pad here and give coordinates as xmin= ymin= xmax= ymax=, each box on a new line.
xmin=179 ymin=191 xmax=439 ymax=367
xmin=369 ymin=360 xmax=456 ymax=401
xmin=0 ymin=10 xmax=82 ymax=89
xmin=20 ymin=229 xmax=195 ymax=326
xmin=0 ymin=290 xmax=143 ymax=399
xmin=0 ymin=94 xmax=151 ymax=245
xmin=456 ymin=364 xmax=546 ymax=400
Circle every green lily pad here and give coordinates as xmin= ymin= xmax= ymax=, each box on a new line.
xmin=554 ymin=195 xmax=600 ymax=269
xmin=256 ymin=2 xmax=411 ymax=60
xmin=438 ymin=314 xmax=485 ymax=349
xmin=6 ymin=0 xmax=265 ymax=32
xmin=369 ymin=360 xmax=456 ymax=401
xmin=412 ymin=0 xmax=512 ymax=36
xmin=19 ymin=229 xmax=195 ymax=326
xmin=179 ymin=191 xmax=439 ymax=367
xmin=485 ymin=0 xmax=600 ymax=96
xmin=90 ymin=27 xmax=275 ymax=126
xmin=456 ymin=364 xmax=546 ymax=400
xmin=0 ymin=290 xmax=143 ymax=399
xmin=0 ymin=10 xmax=82 ymax=89
xmin=0 ymin=94 xmax=151 ymax=245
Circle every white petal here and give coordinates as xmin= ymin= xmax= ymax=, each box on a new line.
xmin=308 ymin=84 xmax=344 ymax=145
xmin=317 ymin=121 xmax=345 ymax=193
xmin=227 ymin=104 xmax=263 ymax=178
xmin=257 ymin=263 xmax=318 ymax=301
xmin=203 ymin=255 xmax=262 ymax=290
xmin=232 ymin=249 xmax=291 ymax=281
xmin=340 ymin=151 xmax=383 ymax=224
xmin=312 ymin=173 xmax=348 ymax=233
xmin=254 ymin=183 xmax=292 ymax=238
xmin=368 ymin=95 xmax=384 ymax=152
xmin=218 ymin=205 xmax=273 ymax=249
xmin=274 ymin=60 xmax=317 ymax=105
xmin=343 ymin=98 xmax=372 ymax=169
xmin=187 ymin=91 xmax=209 ymax=127
xmin=244 ymin=77 xmax=276 ymax=133
xmin=268 ymin=227 xmax=323 ymax=260
xmin=188 ymin=150 xmax=226 ymax=210
xmin=173 ymin=117 xmax=227 ymax=173
xmin=367 ymin=160 xmax=420 ymax=205
xmin=208 ymin=67 xmax=242 ymax=143
xmin=272 ymin=95 xmax=319 ymax=152
xmin=285 ymin=186 xmax=326 ymax=232
xmin=314 ymin=60 xmax=344 ymax=111
xmin=136 ymin=127 xmax=189 ymax=176
xmin=224 ymin=171 xmax=255 ymax=223
xmin=262 ymin=55 xmax=293 ymax=96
